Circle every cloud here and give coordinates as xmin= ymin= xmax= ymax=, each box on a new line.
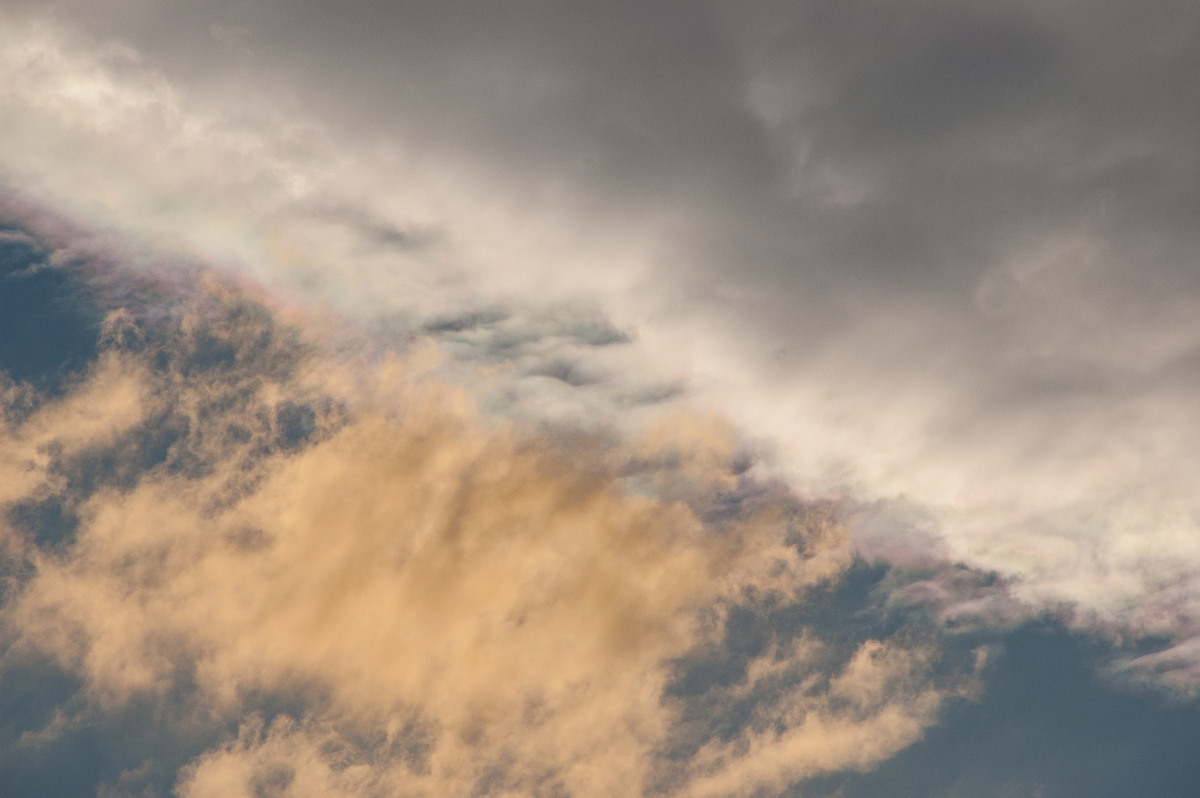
xmin=3 ymin=2 xmax=1200 ymax=791
xmin=0 ymin=257 xmax=980 ymax=795
xmin=685 ymin=641 xmax=948 ymax=798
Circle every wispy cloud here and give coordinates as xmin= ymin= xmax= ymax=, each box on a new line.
xmin=0 ymin=247 xmax=979 ymax=794
xmin=2 ymin=1 xmax=1200 ymax=793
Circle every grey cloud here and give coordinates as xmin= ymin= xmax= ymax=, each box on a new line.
xmin=43 ymin=0 xmax=1195 ymax=342
xmin=22 ymin=1 xmax=773 ymax=231
xmin=40 ymin=0 xmax=1199 ymax=686
xmin=294 ymin=202 xmax=436 ymax=251
xmin=18 ymin=2 xmax=1200 ymax=296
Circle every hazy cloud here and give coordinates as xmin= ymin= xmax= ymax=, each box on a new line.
xmin=2 ymin=2 xmax=1199 ymax=793
xmin=0 ymin=238 xmax=979 ymax=794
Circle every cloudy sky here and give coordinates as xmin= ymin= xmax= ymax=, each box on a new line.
xmin=1 ymin=1 xmax=1199 ymax=796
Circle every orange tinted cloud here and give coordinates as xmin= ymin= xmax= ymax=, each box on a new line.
xmin=1 ymin=289 xmax=974 ymax=797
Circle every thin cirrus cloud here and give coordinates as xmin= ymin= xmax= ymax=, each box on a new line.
xmin=2 ymin=2 xmax=1200 ymax=796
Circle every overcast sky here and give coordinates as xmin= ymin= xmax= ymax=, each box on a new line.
xmin=2 ymin=2 xmax=1200 ymax=796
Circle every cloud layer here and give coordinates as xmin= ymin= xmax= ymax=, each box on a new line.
xmin=2 ymin=2 xmax=1200 ymax=794
xmin=0 ymin=217 xmax=983 ymax=795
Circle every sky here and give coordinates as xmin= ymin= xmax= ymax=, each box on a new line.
xmin=0 ymin=1 xmax=1199 ymax=796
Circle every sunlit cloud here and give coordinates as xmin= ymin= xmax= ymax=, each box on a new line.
xmin=2 ymin=1 xmax=1200 ymax=794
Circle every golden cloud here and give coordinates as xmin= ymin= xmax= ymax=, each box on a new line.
xmin=1 ymin=296 xmax=973 ymax=797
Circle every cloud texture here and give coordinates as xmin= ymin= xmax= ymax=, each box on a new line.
xmin=0 ymin=242 xmax=977 ymax=795
xmin=1 ymin=2 xmax=1200 ymax=795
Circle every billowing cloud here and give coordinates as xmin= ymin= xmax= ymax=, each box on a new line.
xmin=0 ymin=234 xmax=979 ymax=795
xmin=2 ymin=2 xmax=1200 ymax=794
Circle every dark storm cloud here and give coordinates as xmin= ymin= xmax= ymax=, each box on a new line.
xmin=29 ymin=1 xmax=1196 ymax=358
xmin=18 ymin=1 xmax=1199 ymax=294
xmin=18 ymin=0 xmax=772 ymax=233
xmin=671 ymin=1 xmax=1200 ymax=380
